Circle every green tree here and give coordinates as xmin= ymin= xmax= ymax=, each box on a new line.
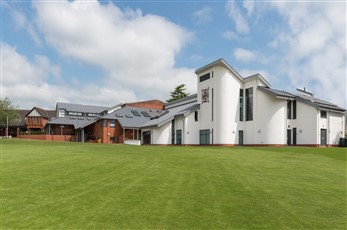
xmin=0 ymin=97 xmax=20 ymax=131
xmin=166 ymin=84 xmax=190 ymax=103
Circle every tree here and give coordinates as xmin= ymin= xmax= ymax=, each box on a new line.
xmin=166 ymin=84 xmax=190 ymax=103
xmin=0 ymin=97 xmax=20 ymax=131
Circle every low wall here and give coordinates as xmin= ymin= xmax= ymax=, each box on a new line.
xmin=124 ymin=140 xmax=141 ymax=146
xmin=18 ymin=135 xmax=75 ymax=142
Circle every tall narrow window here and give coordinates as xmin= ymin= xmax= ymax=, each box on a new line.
xmin=194 ymin=111 xmax=198 ymax=122
xmin=171 ymin=120 xmax=175 ymax=144
xmin=293 ymin=101 xmax=297 ymax=119
xmin=239 ymin=89 xmax=244 ymax=121
xmin=245 ymin=87 xmax=253 ymax=121
xmin=287 ymin=101 xmax=292 ymax=119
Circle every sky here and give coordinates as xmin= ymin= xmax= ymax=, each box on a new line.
xmin=1 ymin=0 xmax=346 ymax=109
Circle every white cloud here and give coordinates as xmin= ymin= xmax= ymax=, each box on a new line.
xmin=225 ymin=0 xmax=249 ymax=34
xmin=233 ymin=48 xmax=255 ymax=62
xmin=32 ymin=0 xmax=196 ymax=103
xmin=1 ymin=43 xmax=137 ymax=109
xmin=193 ymin=6 xmax=213 ymax=24
xmin=10 ymin=6 xmax=42 ymax=46
xmin=222 ymin=30 xmax=239 ymax=40
xmin=233 ymin=48 xmax=269 ymax=64
xmin=268 ymin=1 xmax=346 ymax=107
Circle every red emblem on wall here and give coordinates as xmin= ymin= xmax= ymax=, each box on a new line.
xmin=202 ymin=88 xmax=209 ymax=103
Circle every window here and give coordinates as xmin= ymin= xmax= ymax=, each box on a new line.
xmin=293 ymin=101 xmax=297 ymax=119
xmin=171 ymin=120 xmax=175 ymax=144
xmin=102 ymin=120 xmax=108 ymax=127
xmin=110 ymin=120 xmax=115 ymax=128
xmin=239 ymin=89 xmax=244 ymax=121
xmin=59 ymin=109 xmax=66 ymax=117
xmin=199 ymin=129 xmax=210 ymax=145
xmin=131 ymin=110 xmax=141 ymax=116
xmin=141 ymin=111 xmax=150 ymax=117
xmin=287 ymin=101 xmax=292 ymax=119
xmin=199 ymin=73 xmax=210 ymax=82
xmin=195 ymin=111 xmax=198 ymax=122
xmin=212 ymin=88 xmax=214 ymax=121
xmin=321 ymin=111 xmax=327 ymax=118
xmin=245 ymin=87 xmax=253 ymax=121
xmin=87 ymin=113 xmax=96 ymax=117
xmin=287 ymin=100 xmax=297 ymax=120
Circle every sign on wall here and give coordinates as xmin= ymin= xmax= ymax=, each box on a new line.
xmin=202 ymin=87 xmax=209 ymax=104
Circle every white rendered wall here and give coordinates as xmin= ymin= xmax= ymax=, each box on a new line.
xmin=184 ymin=111 xmax=200 ymax=145
xmin=327 ymin=112 xmax=345 ymax=145
xmin=255 ymin=91 xmax=286 ymax=145
xmin=295 ymin=102 xmax=318 ymax=145
xmin=214 ymin=66 xmax=242 ymax=144
xmin=151 ymin=123 xmax=171 ymax=145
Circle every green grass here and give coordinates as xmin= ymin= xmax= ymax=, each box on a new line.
xmin=1 ymin=139 xmax=346 ymax=229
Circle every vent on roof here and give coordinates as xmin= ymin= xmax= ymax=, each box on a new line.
xmin=70 ymin=117 xmax=76 ymax=120
xmin=125 ymin=114 xmax=133 ymax=118
xmin=116 ymin=113 xmax=123 ymax=117
xmin=77 ymin=117 xmax=84 ymax=120
xmin=141 ymin=111 xmax=150 ymax=117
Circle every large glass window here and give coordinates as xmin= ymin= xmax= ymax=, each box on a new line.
xmin=287 ymin=101 xmax=292 ymax=119
xmin=239 ymin=89 xmax=244 ymax=121
xmin=245 ymin=87 xmax=253 ymax=121
xmin=199 ymin=129 xmax=210 ymax=145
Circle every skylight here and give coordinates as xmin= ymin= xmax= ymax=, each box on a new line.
xmin=131 ymin=110 xmax=141 ymax=116
xmin=141 ymin=111 xmax=150 ymax=117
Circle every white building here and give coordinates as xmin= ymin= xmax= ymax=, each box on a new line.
xmin=141 ymin=58 xmax=345 ymax=147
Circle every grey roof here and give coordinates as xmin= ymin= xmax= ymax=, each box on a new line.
xmin=46 ymin=116 xmax=97 ymax=129
xmin=8 ymin=110 xmax=30 ymax=127
xmin=102 ymin=107 xmax=159 ymax=129
xmin=244 ymin=74 xmax=271 ymax=88
xmin=295 ymin=94 xmax=345 ymax=113
xmin=165 ymin=94 xmax=198 ymax=109
xmin=56 ymin=102 xmax=109 ymax=114
xmin=142 ymin=101 xmax=199 ymax=128
xmin=25 ymin=107 xmax=55 ymax=119
xmin=258 ymin=86 xmax=295 ymax=99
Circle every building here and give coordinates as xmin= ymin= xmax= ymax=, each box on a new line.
xmin=7 ymin=58 xmax=346 ymax=147
xmin=141 ymin=59 xmax=345 ymax=147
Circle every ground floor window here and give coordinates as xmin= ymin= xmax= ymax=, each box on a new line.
xmin=199 ymin=129 xmax=210 ymax=145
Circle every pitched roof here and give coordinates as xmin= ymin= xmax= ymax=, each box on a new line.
xmin=25 ymin=107 xmax=54 ymax=118
xmin=195 ymin=58 xmax=244 ymax=82
xmin=8 ymin=110 xmax=30 ymax=127
xmin=142 ymin=100 xmax=199 ymax=128
xmin=258 ymin=86 xmax=295 ymax=100
xmin=56 ymin=102 xmax=109 ymax=114
xmin=195 ymin=58 xmax=271 ymax=87
xmin=102 ymin=107 xmax=159 ymax=129
xmin=295 ymin=94 xmax=345 ymax=113
xmin=46 ymin=116 xmax=97 ymax=129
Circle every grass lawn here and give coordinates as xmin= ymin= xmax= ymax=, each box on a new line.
xmin=1 ymin=139 xmax=346 ymax=229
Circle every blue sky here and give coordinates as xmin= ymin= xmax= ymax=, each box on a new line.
xmin=1 ymin=0 xmax=346 ymax=109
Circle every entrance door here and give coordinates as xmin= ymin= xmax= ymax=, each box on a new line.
xmin=287 ymin=129 xmax=292 ymax=146
xmin=142 ymin=131 xmax=151 ymax=145
xmin=176 ymin=130 xmax=182 ymax=145
xmin=320 ymin=129 xmax=327 ymax=146
xmin=292 ymin=128 xmax=297 ymax=146
xmin=239 ymin=130 xmax=243 ymax=146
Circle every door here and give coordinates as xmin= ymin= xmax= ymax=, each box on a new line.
xmin=292 ymin=128 xmax=297 ymax=146
xmin=176 ymin=130 xmax=182 ymax=145
xmin=142 ymin=131 xmax=151 ymax=145
xmin=320 ymin=129 xmax=327 ymax=146
xmin=239 ymin=130 xmax=243 ymax=146
xmin=287 ymin=129 xmax=292 ymax=146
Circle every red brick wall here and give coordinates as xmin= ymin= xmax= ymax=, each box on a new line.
xmin=18 ymin=134 xmax=75 ymax=142
xmin=126 ymin=100 xmax=164 ymax=110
